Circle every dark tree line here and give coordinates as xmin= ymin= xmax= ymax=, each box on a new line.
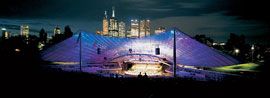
xmin=194 ymin=33 xmax=269 ymax=63
xmin=224 ymin=33 xmax=249 ymax=62
xmin=43 ymin=25 xmax=74 ymax=46
xmin=0 ymin=25 xmax=74 ymax=68
xmin=194 ymin=35 xmax=214 ymax=47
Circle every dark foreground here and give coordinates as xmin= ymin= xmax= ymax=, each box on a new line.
xmin=2 ymin=60 xmax=269 ymax=98
xmin=1 ymin=47 xmax=269 ymax=98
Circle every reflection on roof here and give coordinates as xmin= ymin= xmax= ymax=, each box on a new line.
xmin=42 ymin=28 xmax=239 ymax=67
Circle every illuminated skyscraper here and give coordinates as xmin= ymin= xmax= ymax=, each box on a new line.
xmin=126 ymin=30 xmax=132 ymax=38
xmin=109 ymin=7 xmax=119 ymax=37
xmin=155 ymin=27 xmax=166 ymax=34
xmin=20 ymin=25 xmax=29 ymax=38
xmin=145 ymin=20 xmax=151 ymax=36
xmin=139 ymin=20 xmax=146 ymax=38
xmin=1 ymin=28 xmax=6 ymax=33
xmin=54 ymin=26 xmax=61 ymax=36
xmin=118 ymin=21 xmax=126 ymax=37
xmin=131 ymin=19 xmax=139 ymax=38
xmin=1 ymin=28 xmax=11 ymax=39
xmin=139 ymin=20 xmax=151 ymax=38
xmin=102 ymin=11 xmax=109 ymax=36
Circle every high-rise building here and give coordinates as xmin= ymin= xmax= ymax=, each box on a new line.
xmin=109 ymin=7 xmax=119 ymax=37
xmin=145 ymin=20 xmax=151 ymax=36
xmin=155 ymin=27 xmax=166 ymax=35
xmin=126 ymin=30 xmax=132 ymax=38
xmin=118 ymin=21 xmax=126 ymax=37
xmin=102 ymin=11 xmax=109 ymax=36
xmin=20 ymin=25 xmax=29 ymax=38
xmin=54 ymin=26 xmax=61 ymax=36
xmin=139 ymin=20 xmax=146 ymax=38
xmin=1 ymin=28 xmax=11 ymax=39
xmin=130 ymin=19 xmax=139 ymax=38
xmin=139 ymin=20 xmax=151 ymax=38
xmin=99 ymin=7 xmax=154 ymax=38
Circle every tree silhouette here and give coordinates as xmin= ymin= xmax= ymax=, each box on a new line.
xmin=39 ymin=28 xmax=47 ymax=44
xmin=64 ymin=25 xmax=73 ymax=38
xmin=194 ymin=35 xmax=214 ymax=47
xmin=225 ymin=33 xmax=248 ymax=61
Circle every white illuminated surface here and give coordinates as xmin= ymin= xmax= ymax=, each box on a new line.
xmin=235 ymin=49 xmax=240 ymax=54
xmin=1 ymin=28 xmax=7 ymax=31
xmin=122 ymin=40 xmax=173 ymax=57
xmin=125 ymin=63 xmax=163 ymax=76
xmin=251 ymin=45 xmax=255 ymax=50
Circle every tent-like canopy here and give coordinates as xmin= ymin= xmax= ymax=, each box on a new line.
xmin=42 ymin=28 xmax=239 ymax=67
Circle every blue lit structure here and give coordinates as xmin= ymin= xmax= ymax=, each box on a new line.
xmin=42 ymin=28 xmax=239 ymax=67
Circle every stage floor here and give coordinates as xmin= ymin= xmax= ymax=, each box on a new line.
xmin=125 ymin=63 xmax=164 ymax=76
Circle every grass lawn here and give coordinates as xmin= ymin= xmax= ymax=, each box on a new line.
xmin=211 ymin=63 xmax=260 ymax=74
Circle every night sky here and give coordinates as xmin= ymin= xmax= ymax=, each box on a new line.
xmin=0 ymin=0 xmax=269 ymax=42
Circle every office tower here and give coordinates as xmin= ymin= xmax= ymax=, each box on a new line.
xmin=155 ymin=27 xmax=166 ymax=34
xmin=126 ymin=28 xmax=132 ymax=38
xmin=139 ymin=20 xmax=151 ymax=38
xmin=118 ymin=21 xmax=126 ymax=37
xmin=109 ymin=7 xmax=119 ymax=37
xmin=54 ymin=26 xmax=61 ymax=36
xmin=102 ymin=11 xmax=109 ymax=36
xmin=1 ymin=28 xmax=11 ymax=39
xmin=145 ymin=20 xmax=151 ymax=36
xmin=130 ymin=19 xmax=139 ymax=38
xmin=20 ymin=25 xmax=29 ymax=38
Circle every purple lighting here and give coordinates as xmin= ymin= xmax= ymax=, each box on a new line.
xmin=42 ymin=28 xmax=239 ymax=67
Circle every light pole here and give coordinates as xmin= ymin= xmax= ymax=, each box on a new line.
xmin=173 ymin=29 xmax=177 ymax=78
xmin=79 ymin=32 xmax=82 ymax=72
xmin=251 ymin=45 xmax=255 ymax=62
xmin=235 ymin=49 xmax=240 ymax=56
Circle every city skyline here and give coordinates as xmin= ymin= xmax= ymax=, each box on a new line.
xmin=0 ymin=0 xmax=269 ymax=42
xmin=0 ymin=1 xmax=268 ymax=96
